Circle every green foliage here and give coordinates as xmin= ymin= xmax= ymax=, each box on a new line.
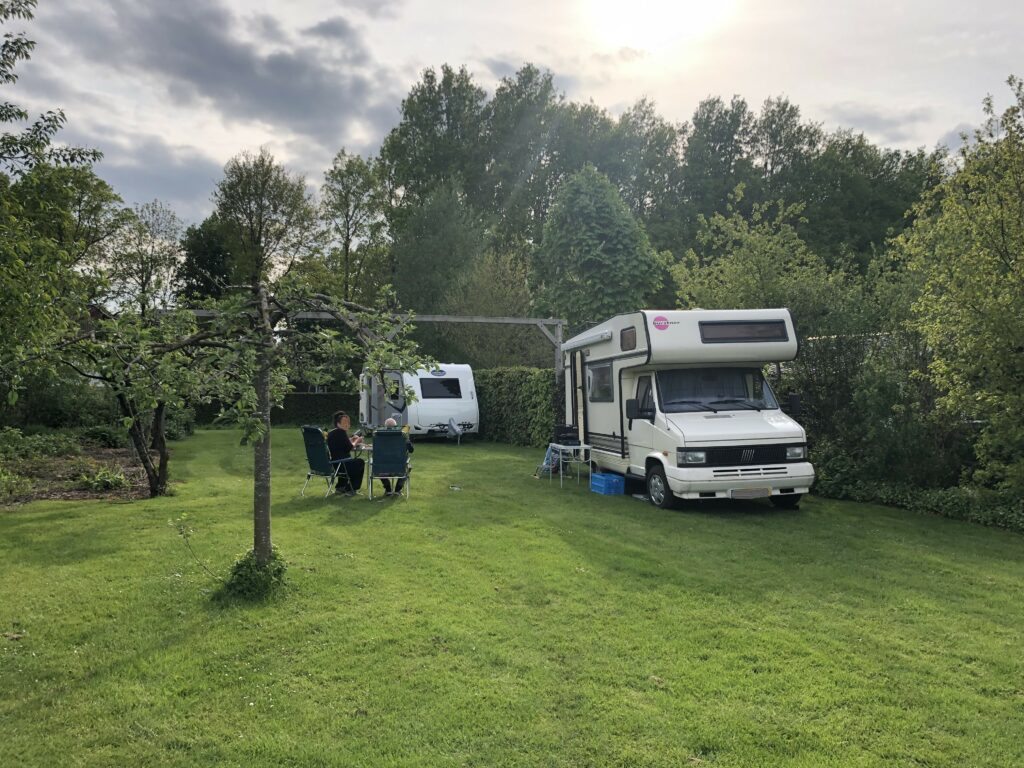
xmin=0 ymin=370 xmax=118 ymax=429
xmin=675 ymin=194 xmax=865 ymax=337
xmin=534 ymin=165 xmax=661 ymax=331
xmin=475 ymin=367 xmax=556 ymax=448
xmin=904 ymin=77 xmax=1024 ymax=493
xmin=163 ymin=405 xmax=195 ymax=441
xmin=78 ymin=424 xmax=127 ymax=449
xmin=0 ymin=426 xmax=80 ymax=460
xmin=76 ymin=466 xmax=128 ymax=491
xmin=177 ymin=213 xmax=235 ymax=301
xmin=379 ymin=64 xmax=488 ymax=207
xmin=0 ymin=0 xmax=100 ymax=175
xmin=392 ymin=182 xmax=487 ymax=314
xmin=220 ymin=547 xmax=288 ymax=600
xmin=0 ymin=459 xmax=30 ymax=497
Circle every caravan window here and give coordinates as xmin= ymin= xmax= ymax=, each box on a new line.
xmin=588 ymin=363 xmax=614 ymax=402
xmin=419 ymin=378 xmax=462 ymax=399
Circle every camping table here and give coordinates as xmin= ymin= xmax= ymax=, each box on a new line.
xmin=548 ymin=443 xmax=592 ymax=488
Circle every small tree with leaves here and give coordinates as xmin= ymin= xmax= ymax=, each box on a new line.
xmin=209 ymin=149 xmax=430 ymax=574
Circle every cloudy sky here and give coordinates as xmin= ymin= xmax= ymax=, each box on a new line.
xmin=10 ymin=0 xmax=1023 ymax=222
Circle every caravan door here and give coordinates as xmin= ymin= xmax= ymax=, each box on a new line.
xmin=626 ymin=374 xmax=656 ymax=474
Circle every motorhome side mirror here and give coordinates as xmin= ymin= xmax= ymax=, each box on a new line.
xmin=785 ymin=392 xmax=802 ymax=417
xmin=625 ymin=399 xmax=640 ymax=420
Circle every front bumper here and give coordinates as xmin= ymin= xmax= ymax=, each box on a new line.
xmin=665 ymin=461 xmax=815 ymax=499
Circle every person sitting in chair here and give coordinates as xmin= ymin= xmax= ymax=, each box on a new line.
xmin=380 ymin=417 xmax=413 ymax=496
xmin=327 ymin=410 xmax=365 ymax=493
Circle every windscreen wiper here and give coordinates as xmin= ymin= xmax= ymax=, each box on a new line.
xmin=663 ymin=399 xmax=717 ymax=412
xmin=709 ymin=398 xmax=761 ymax=411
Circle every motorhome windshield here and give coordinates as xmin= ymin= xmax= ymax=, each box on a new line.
xmin=657 ymin=368 xmax=779 ymax=412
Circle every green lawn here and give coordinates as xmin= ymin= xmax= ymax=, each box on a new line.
xmin=1 ymin=429 xmax=1022 ymax=767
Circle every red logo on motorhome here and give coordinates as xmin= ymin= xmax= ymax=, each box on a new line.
xmin=653 ymin=316 xmax=670 ymax=331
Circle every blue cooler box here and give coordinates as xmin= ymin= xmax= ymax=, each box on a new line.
xmin=591 ymin=472 xmax=625 ymax=495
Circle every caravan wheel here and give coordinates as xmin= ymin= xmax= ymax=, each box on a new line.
xmin=646 ymin=465 xmax=677 ymax=510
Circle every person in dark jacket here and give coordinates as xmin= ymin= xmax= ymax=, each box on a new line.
xmin=380 ymin=417 xmax=413 ymax=496
xmin=326 ymin=411 xmax=364 ymax=492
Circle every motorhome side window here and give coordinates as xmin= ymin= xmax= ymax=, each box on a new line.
xmin=637 ymin=376 xmax=654 ymax=411
xmin=620 ymin=327 xmax=636 ymax=351
xmin=419 ymin=378 xmax=462 ymax=398
xmin=587 ymin=363 xmax=614 ymax=402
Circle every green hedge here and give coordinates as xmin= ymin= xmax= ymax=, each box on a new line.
xmin=194 ymin=393 xmax=360 ymax=428
xmin=476 ymin=367 xmax=557 ymax=448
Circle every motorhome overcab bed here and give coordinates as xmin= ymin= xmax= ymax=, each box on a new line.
xmin=359 ymin=364 xmax=479 ymax=437
xmin=563 ymin=309 xmax=814 ymax=509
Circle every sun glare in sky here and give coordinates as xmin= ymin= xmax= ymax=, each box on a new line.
xmin=584 ymin=0 xmax=739 ymax=53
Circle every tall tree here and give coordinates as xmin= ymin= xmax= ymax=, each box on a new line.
xmin=106 ymin=200 xmax=182 ymax=317
xmin=533 ymin=165 xmax=661 ymax=331
xmin=905 ymin=76 xmax=1024 ymax=492
xmin=177 ymin=213 xmax=235 ymax=301
xmin=379 ymin=64 xmax=488 ymax=208
xmin=391 ymin=182 xmax=487 ymax=315
xmin=321 ymin=149 xmax=382 ymax=301
xmin=679 ymin=95 xmax=758 ymax=248
xmin=751 ymin=96 xmax=822 ymax=202
xmin=0 ymin=1 xmax=101 ymax=397
xmin=212 ymin=149 xmax=319 ymax=567
xmin=608 ymin=98 xmax=688 ymax=253
xmin=800 ymin=131 xmax=941 ymax=270
xmin=483 ymin=64 xmax=561 ymax=247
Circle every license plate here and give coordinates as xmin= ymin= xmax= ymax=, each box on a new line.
xmin=730 ymin=487 xmax=771 ymax=500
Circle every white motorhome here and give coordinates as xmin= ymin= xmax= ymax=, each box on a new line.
xmin=563 ymin=309 xmax=814 ymax=509
xmin=359 ymin=364 xmax=479 ymax=437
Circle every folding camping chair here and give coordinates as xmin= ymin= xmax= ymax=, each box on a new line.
xmin=300 ymin=425 xmax=357 ymax=497
xmin=368 ymin=428 xmax=411 ymax=500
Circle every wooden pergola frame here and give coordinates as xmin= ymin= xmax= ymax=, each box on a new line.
xmin=191 ymin=310 xmax=568 ymax=379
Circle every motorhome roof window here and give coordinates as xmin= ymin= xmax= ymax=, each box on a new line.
xmin=620 ymin=327 xmax=636 ymax=351
xmin=420 ymin=378 xmax=462 ymax=399
xmin=699 ymin=320 xmax=789 ymax=343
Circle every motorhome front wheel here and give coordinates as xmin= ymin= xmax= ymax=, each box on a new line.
xmin=646 ymin=465 xmax=677 ymax=510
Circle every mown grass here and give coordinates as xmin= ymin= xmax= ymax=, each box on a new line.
xmin=1 ymin=429 xmax=1022 ymax=767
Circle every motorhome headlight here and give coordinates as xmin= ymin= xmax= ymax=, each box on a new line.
xmin=677 ymin=449 xmax=707 ymax=466
xmin=786 ymin=445 xmax=807 ymax=460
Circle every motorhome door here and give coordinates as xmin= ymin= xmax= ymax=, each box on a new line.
xmin=627 ymin=374 xmax=656 ymax=472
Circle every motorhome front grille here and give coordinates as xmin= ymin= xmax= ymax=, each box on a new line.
xmin=705 ymin=445 xmax=794 ymax=466
xmin=712 ymin=466 xmax=789 ymax=478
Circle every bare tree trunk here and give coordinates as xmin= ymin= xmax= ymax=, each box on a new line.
xmin=252 ymin=286 xmax=274 ymax=567
xmin=151 ymin=401 xmax=170 ymax=496
xmin=118 ymin=392 xmax=162 ymax=497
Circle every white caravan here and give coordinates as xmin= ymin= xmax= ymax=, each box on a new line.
xmin=563 ymin=309 xmax=814 ymax=509
xmin=359 ymin=364 xmax=479 ymax=437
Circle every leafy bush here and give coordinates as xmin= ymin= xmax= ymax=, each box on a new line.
xmin=221 ymin=547 xmax=288 ymax=600
xmin=475 ymin=367 xmax=557 ymax=448
xmin=77 ymin=467 xmax=129 ymax=491
xmin=0 ymin=427 xmax=81 ymax=460
xmin=164 ymin=406 xmax=196 ymax=441
xmin=0 ymin=372 xmax=117 ymax=430
xmin=78 ymin=424 xmax=127 ymax=449
xmin=0 ymin=461 xmax=30 ymax=498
